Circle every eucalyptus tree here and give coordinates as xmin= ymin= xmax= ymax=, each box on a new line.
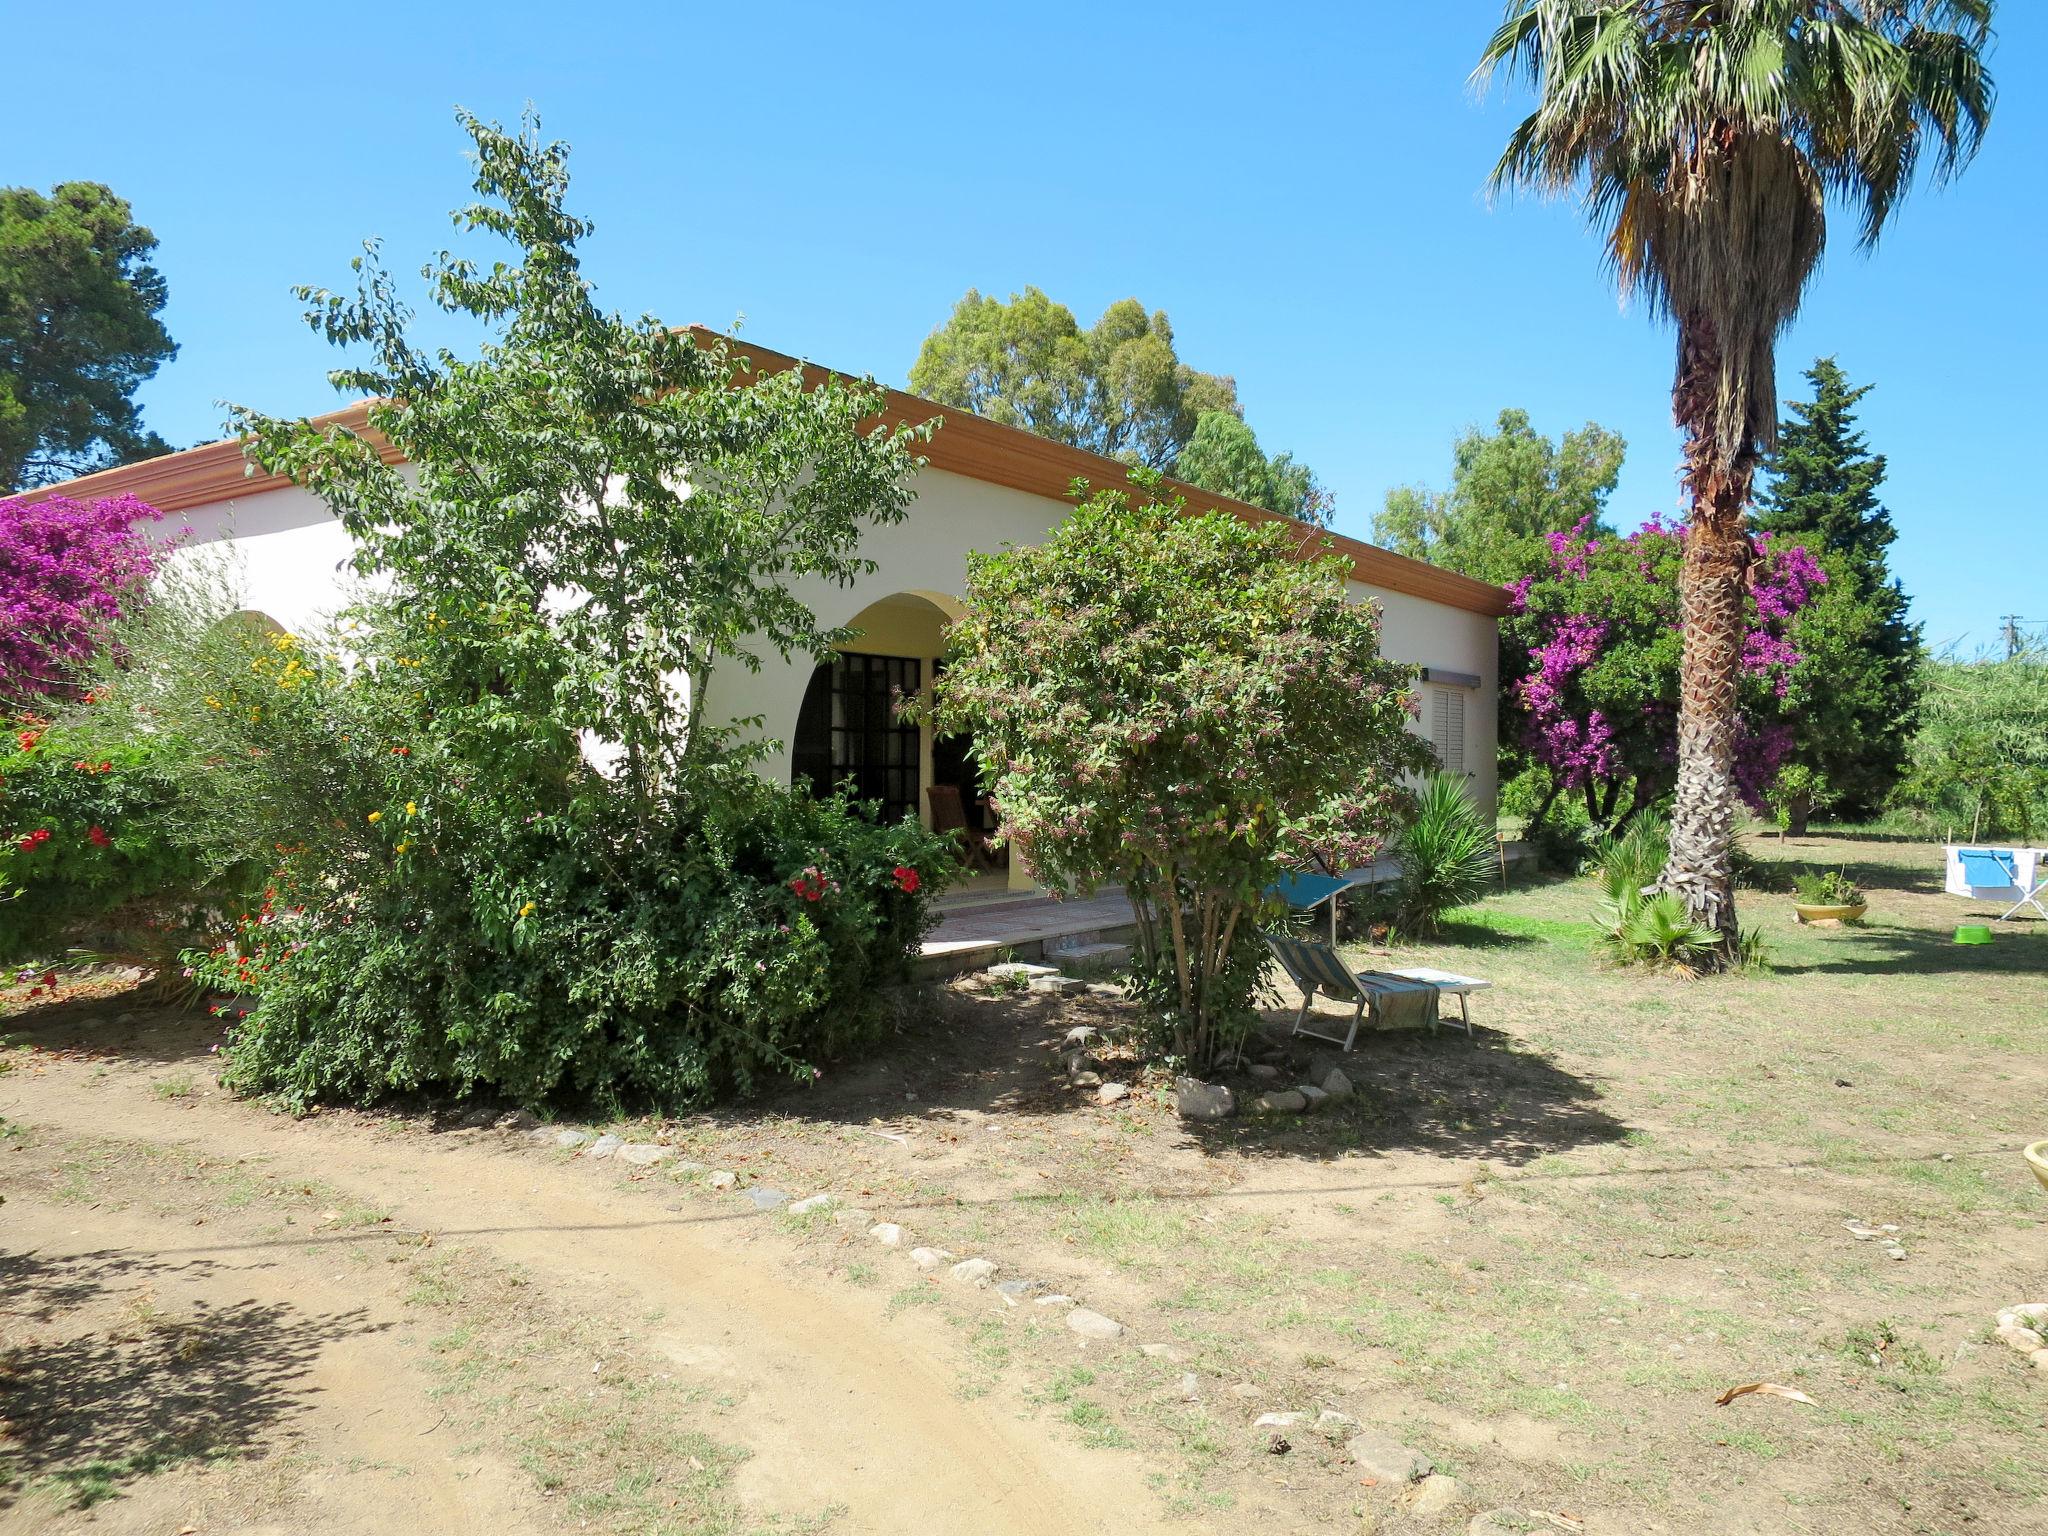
xmin=1476 ymin=0 xmax=1994 ymax=957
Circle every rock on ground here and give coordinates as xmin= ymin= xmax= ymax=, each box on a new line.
xmin=989 ymin=961 xmax=1058 ymax=980
xmin=708 ymin=1170 xmax=738 ymax=1190
xmin=1175 ymin=1076 xmax=1236 ymax=1122
xmin=552 ymin=1129 xmax=590 ymax=1149
xmin=787 ymin=1194 xmax=837 ymax=1216
xmin=1406 ymin=1474 xmax=1463 ymax=1517
xmin=951 ymin=1257 xmax=998 ymax=1285
xmin=616 ymin=1143 xmax=672 ymax=1167
xmin=1097 ymin=1082 xmax=1130 ymax=1105
xmin=869 ymin=1222 xmax=904 ymax=1246
xmin=1254 ymin=1411 xmax=1309 ymax=1428
xmin=1247 ymin=1063 xmax=1281 ymax=1080
xmin=1253 ymin=1090 xmax=1308 ymax=1115
xmin=1346 ymin=1428 xmax=1433 ymax=1483
xmin=1322 ymin=1067 xmax=1355 ymax=1098
xmin=586 ymin=1133 xmax=624 ymax=1159
xmin=1064 ymin=1308 xmax=1124 ymax=1340
xmin=1297 ymin=1084 xmax=1329 ymax=1110
xmin=1468 ymin=1512 xmax=1528 ymax=1536
xmin=746 ymin=1187 xmax=790 ymax=1212
xmin=910 ymin=1247 xmax=955 ymax=1270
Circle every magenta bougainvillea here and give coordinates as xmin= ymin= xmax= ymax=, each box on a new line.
xmin=0 ymin=493 xmax=168 ymax=702
xmin=1503 ymin=515 xmax=1825 ymax=824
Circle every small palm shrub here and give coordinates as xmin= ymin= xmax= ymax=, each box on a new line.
xmin=1393 ymin=773 xmax=1500 ymax=936
xmin=1590 ymin=814 xmax=1719 ymax=972
xmin=1598 ymin=889 xmax=1721 ymax=973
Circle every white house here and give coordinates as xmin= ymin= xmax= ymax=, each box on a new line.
xmin=32 ymin=332 xmax=1508 ymax=895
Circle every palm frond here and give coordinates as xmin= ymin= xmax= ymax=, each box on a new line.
xmin=1477 ymin=0 xmax=1995 ymax=466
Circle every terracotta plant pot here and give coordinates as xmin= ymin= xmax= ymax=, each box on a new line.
xmin=2026 ymin=1141 xmax=2048 ymax=1196
xmin=1794 ymin=901 xmax=1867 ymax=925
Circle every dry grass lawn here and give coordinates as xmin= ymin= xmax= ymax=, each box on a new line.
xmin=3 ymin=831 xmax=2043 ymax=1535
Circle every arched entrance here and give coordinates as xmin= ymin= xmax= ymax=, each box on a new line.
xmin=788 ymin=591 xmax=1014 ymax=888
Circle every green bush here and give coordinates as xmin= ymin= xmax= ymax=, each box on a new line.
xmin=1892 ymin=649 xmax=2048 ymax=840
xmin=1393 ymin=773 xmax=1500 ymax=936
xmin=1792 ymin=867 xmax=1862 ymax=907
xmin=929 ymin=471 xmax=1430 ymax=1068
xmin=212 ymin=768 xmax=948 ymax=1111
xmin=0 ymin=716 xmax=233 ymax=971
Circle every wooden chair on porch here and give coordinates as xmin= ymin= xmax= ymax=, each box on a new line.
xmin=927 ymin=784 xmax=996 ymax=872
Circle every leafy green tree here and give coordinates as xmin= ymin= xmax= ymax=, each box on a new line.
xmin=930 ymin=471 xmax=1430 ymax=1067
xmin=1479 ymin=0 xmax=1994 ymax=959
xmin=79 ymin=112 xmax=953 ymax=1111
xmin=1896 ymin=644 xmax=2048 ymax=841
xmin=911 ymin=287 xmax=1326 ymax=519
xmin=1175 ymin=409 xmax=1331 ymax=524
xmin=911 ymin=287 xmax=1233 ymax=469
xmin=1756 ymin=359 xmax=1921 ymax=827
xmin=1377 ymin=408 xmax=1624 ymax=581
xmin=0 ymin=183 xmax=176 ymax=490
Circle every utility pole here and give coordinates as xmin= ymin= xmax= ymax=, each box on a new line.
xmin=2004 ymin=614 xmax=2022 ymax=659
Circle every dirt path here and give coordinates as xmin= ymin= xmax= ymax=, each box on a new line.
xmin=3 ymin=1195 xmax=543 ymax=1535
xmin=2 ymin=1048 xmax=1182 ymax=1536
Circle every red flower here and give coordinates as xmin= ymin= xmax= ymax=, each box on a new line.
xmin=16 ymin=731 xmax=38 ymax=752
xmin=892 ymin=864 xmax=921 ymax=894
xmin=87 ymin=826 xmax=111 ymax=848
xmin=16 ymin=828 xmax=50 ymax=851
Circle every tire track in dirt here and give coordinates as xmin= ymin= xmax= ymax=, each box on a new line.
xmin=3 ymin=1059 xmax=1183 ymax=1536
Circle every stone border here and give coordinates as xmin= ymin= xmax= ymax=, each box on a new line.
xmin=504 ymin=1111 xmax=1457 ymax=1509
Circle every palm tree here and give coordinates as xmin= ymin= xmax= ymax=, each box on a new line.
xmin=1477 ymin=1 xmax=1994 ymax=959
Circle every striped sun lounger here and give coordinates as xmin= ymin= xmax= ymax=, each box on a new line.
xmin=1263 ymin=935 xmax=1490 ymax=1051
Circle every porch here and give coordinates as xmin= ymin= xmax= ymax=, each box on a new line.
xmin=917 ymin=882 xmax=1140 ymax=979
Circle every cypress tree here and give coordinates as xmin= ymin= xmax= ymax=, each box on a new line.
xmin=1755 ymin=359 xmax=1923 ymax=827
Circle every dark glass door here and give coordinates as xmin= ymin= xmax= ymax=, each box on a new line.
xmin=791 ymin=651 xmax=922 ymax=821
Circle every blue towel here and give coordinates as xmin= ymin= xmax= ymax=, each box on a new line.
xmin=1960 ymin=849 xmax=2019 ymax=888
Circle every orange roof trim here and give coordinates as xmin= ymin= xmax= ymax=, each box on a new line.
xmin=23 ymin=330 xmax=1510 ymax=618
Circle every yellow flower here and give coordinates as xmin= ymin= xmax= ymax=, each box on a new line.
xmin=395 ymin=839 xmax=411 ymax=854
xmin=367 ymin=811 xmax=383 ymax=824
xmin=405 ymin=801 xmax=418 ymax=817
xmin=518 ymin=901 xmax=537 ymax=919
xmin=205 ymin=695 xmax=223 ymax=710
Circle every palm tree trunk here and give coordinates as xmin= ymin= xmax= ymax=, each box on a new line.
xmin=1662 ymin=315 xmax=1758 ymax=961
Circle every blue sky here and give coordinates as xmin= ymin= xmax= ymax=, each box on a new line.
xmin=14 ymin=1 xmax=2040 ymax=652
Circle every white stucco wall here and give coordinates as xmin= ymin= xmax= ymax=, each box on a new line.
xmin=150 ymin=462 xmax=1501 ymax=816
xmin=156 ymin=481 xmax=360 ymax=635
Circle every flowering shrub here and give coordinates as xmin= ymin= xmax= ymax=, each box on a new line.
xmin=0 ymin=714 xmax=230 ymax=969
xmin=212 ymin=763 xmax=950 ymax=1110
xmin=0 ymin=493 xmax=168 ymax=703
xmin=932 ymin=472 xmax=1432 ymax=1066
xmin=1503 ymin=516 xmax=1824 ymax=829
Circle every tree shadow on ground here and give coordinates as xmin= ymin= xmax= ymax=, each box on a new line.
xmin=1771 ymin=919 xmax=2047 ymax=978
xmin=720 ymin=978 xmax=1629 ymax=1171
xmin=1175 ymin=1010 xmax=1630 ymax=1166
xmin=0 ymin=1247 xmax=382 ymax=1513
xmin=0 ymin=991 xmax=220 ymax=1070
xmin=1417 ymin=918 xmax=1543 ymax=949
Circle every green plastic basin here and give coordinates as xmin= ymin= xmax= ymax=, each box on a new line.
xmin=1955 ymin=924 xmax=1994 ymax=946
